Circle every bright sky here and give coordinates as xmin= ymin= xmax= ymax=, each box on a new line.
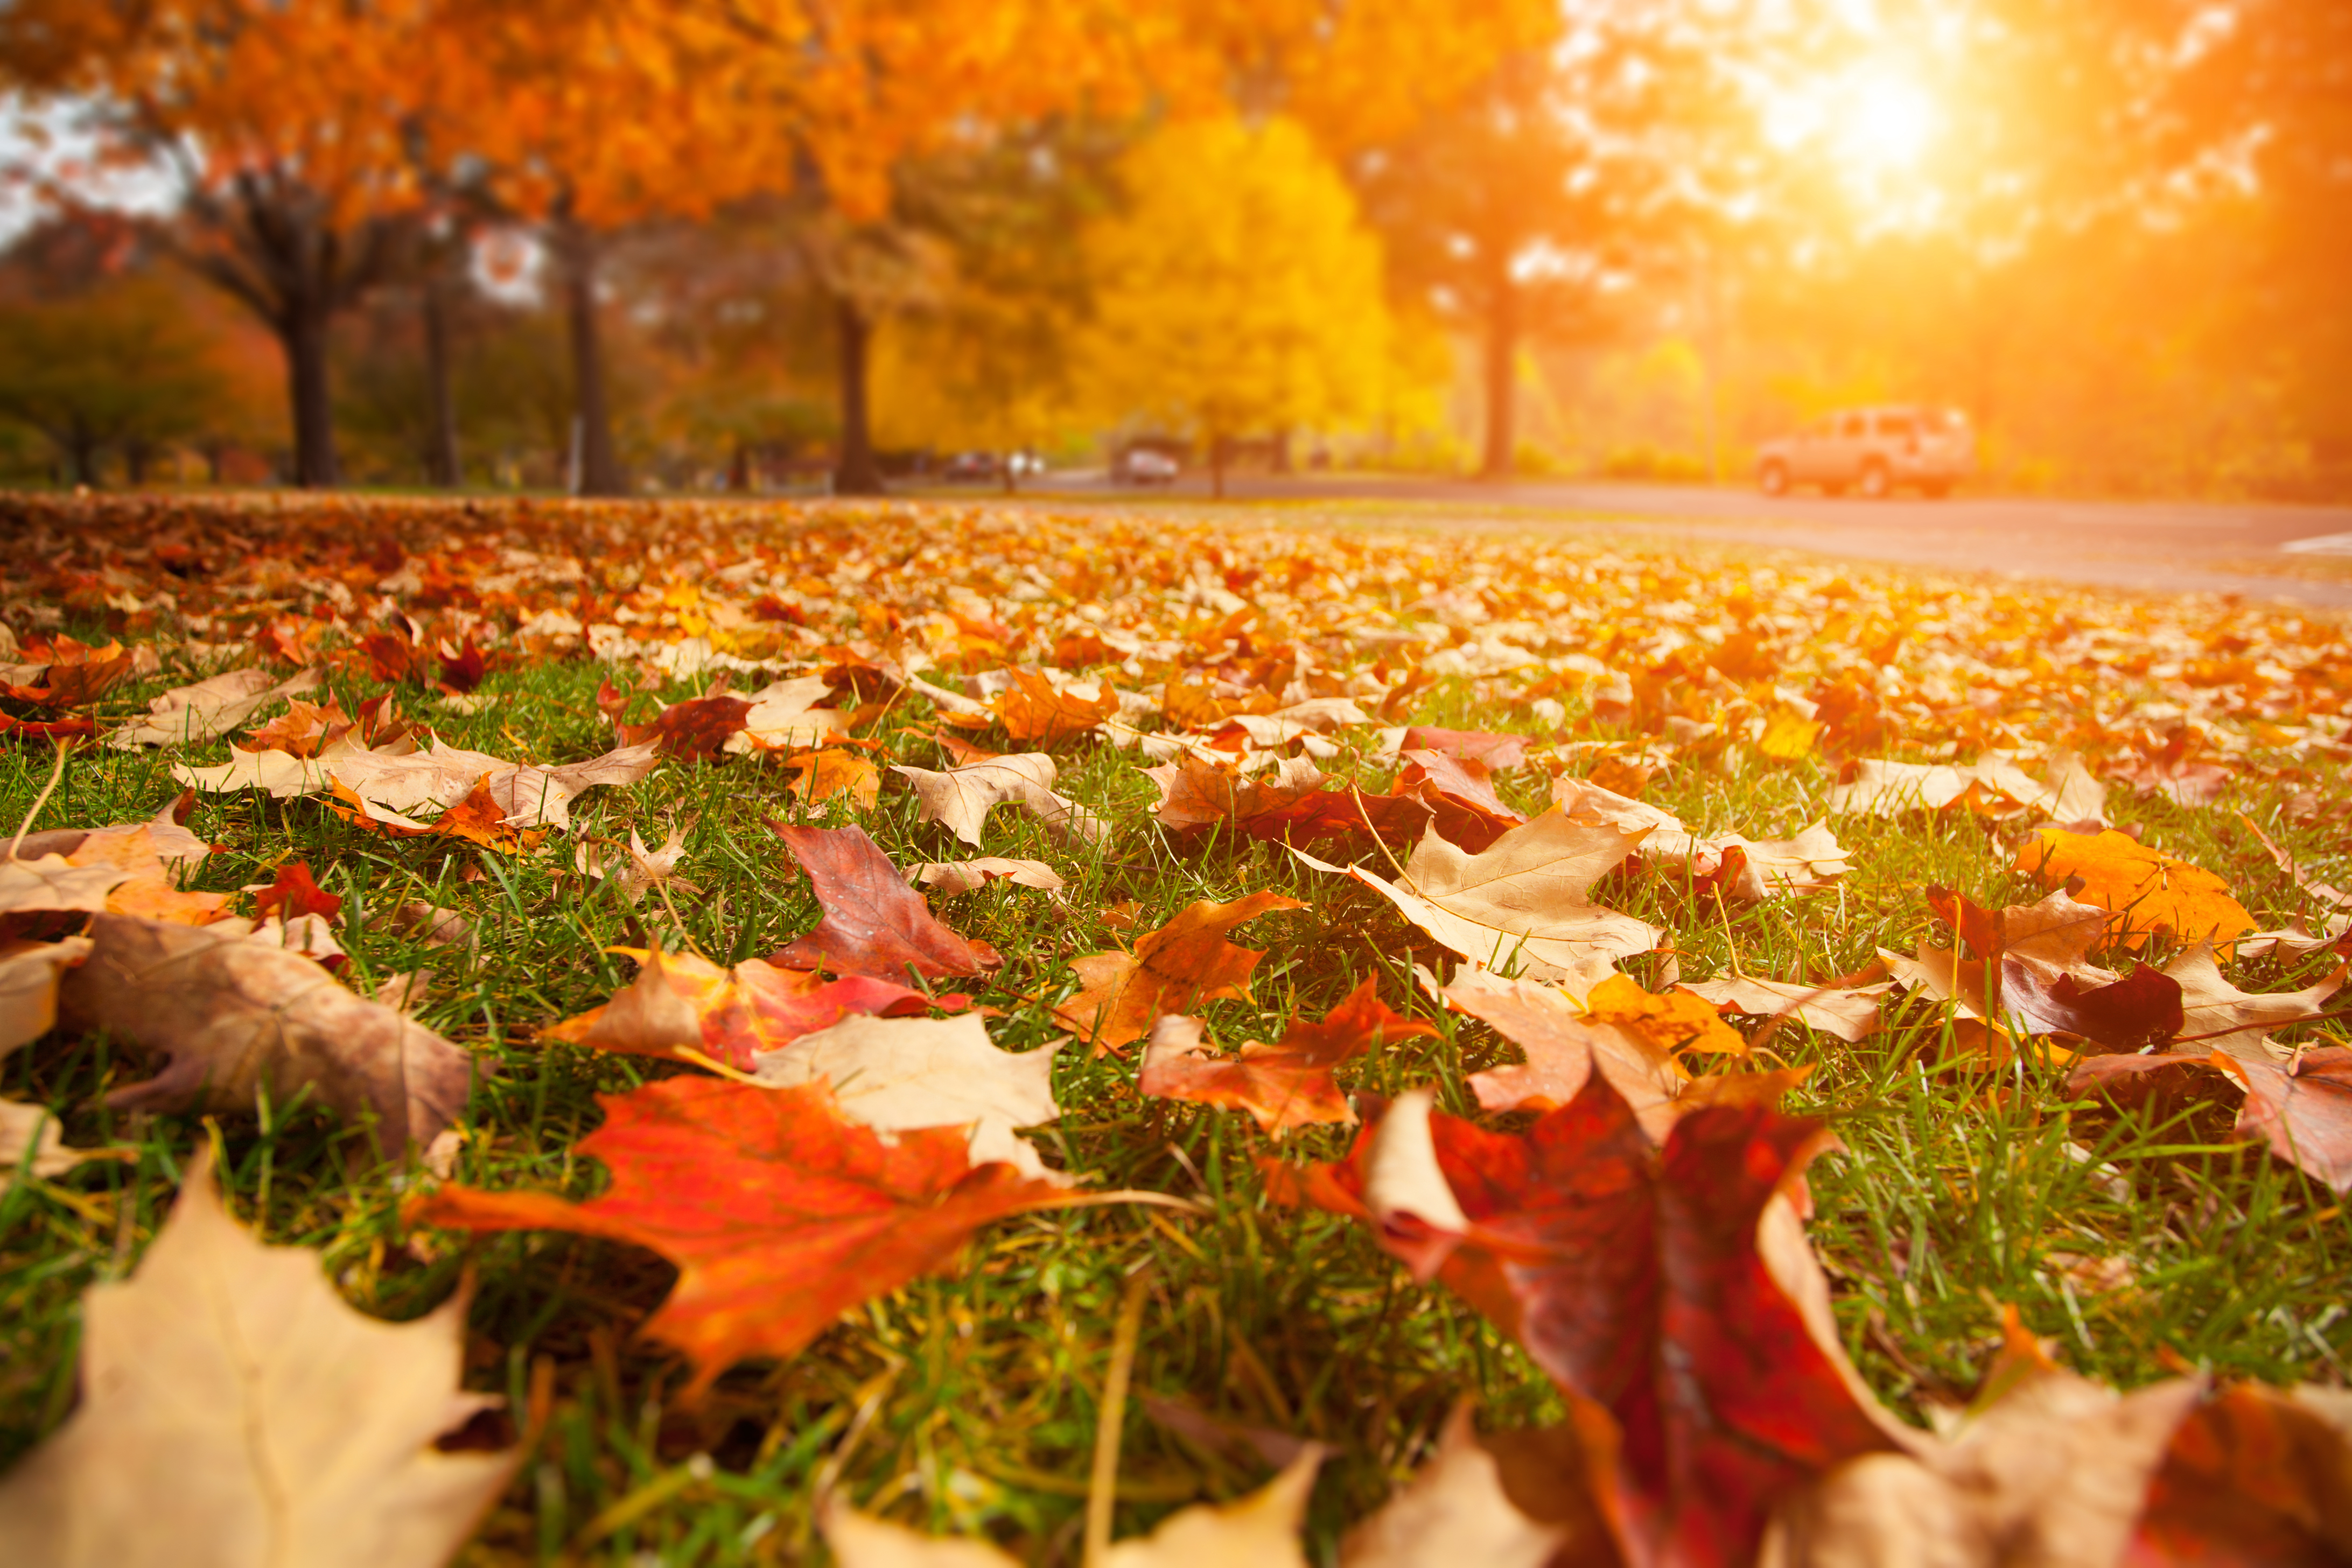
xmin=0 ymin=95 xmax=181 ymax=244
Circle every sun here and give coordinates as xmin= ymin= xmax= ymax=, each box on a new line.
xmin=1838 ymin=64 xmax=1938 ymax=175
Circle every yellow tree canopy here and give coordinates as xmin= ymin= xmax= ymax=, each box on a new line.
xmin=1080 ymin=115 xmax=1395 ymax=451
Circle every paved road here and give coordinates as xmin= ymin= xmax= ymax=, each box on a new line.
xmin=1024 ymin=472 xmax=2352 ymax=608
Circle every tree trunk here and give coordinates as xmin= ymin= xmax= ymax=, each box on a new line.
xmin=832 ymin=295 xmax=885 ymax=495
xmin=728 ymin=437 xmax=751 ymax=492
xmin=125 ymin=440 xmax=150 ymax=486
xmin=1480 ymin=269 xmax=1520 ymax=482
xmin=1211 ymin=435 xmax=1227 ymax=500
xmin=284 ymin=299 xmax=340 ymax=488
xmin=422 ymin=278 xmax=463 ymax=488
xmin=65 ymin=423 xmax=97 ymax=488
xmin=559 ymin=225 xmax=627 ymax=498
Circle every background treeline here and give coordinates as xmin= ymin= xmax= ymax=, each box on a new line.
xmin=0 ymin=0 xmax=2344 ymax=499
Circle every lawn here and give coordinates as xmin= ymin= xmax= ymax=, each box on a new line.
xmin=2 ymin=491 xmax=2348 ymax=1565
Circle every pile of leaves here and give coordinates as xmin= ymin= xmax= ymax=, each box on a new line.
xmin=2 ymin=492 xmax=2349 ymax=1566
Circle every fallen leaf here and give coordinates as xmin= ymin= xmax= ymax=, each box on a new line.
xmin=2213 ymin=1048 xmax=2352 ymax=1194
xmin=724 ymin=675 xmax=849 ymax=753
xmin=0 ymin=1150 xmax=519 ymax=1565
xmin=891 ymin=752 xmax=1106 ymax=846
xmin=1338 ymin=1405 xmax=1567 ymax=1568
xmin=769 ymin=823 xmax=1004 ymax=982
xmin=2123 ymin=1381 xmax=2352 ymax=1562
xmin=1294 ymin=813 xmax=1660 ymax=985
xmin=995 ymin=668 xmax=1119 ymax=748
xmin=2016 ymin=829 xmax=2255 ymax=954
xmin=1143 ymin=752 xmax=1326 ymax=836
xmin=2238 ymin=809 xmax=2350 ymax=911
xmin=1680 ymin=976 xmax=1889 ymax=1042
xmin=58 ymin=913 xmax=474 ymax=1149
xmin=1398 ymin=725 xmax=1532 ymax=769
xmin=5 ymin=634 xmax=132 ymax=708
xmin=1766 ymin=1309 xmax=2205 ymax=1568
xmin=1053 ymin=891 xmax=1305 ymax=1053
xmin=2164 ymin=944 xmax=2348 ymax=1058
xmin=543 ymin=946 xmax=941 ymax=1071
xmin=184 ymin=737 xmax=659 ymax=834
xmin=824 ymin=1445 xmax=1324 ymax=1568
xmin=1398 ymin=748 xmax=1525 ymax=852
xmin=577 ymin=826 xmax=701 ymax=905
xmin=1553 ymin=779 xmax=1851 ymax=898
xmin=0 ymin=854 xmax=132 ymax=919
xmin=1830 ymin=752 xmax=2107 ymax=825
xmin=1436 ymin=967 xmax=1686 ymax=1139
xmin=407 ymin=1076 xmax=1068 ymax=1397
xmin=0 ymin=1095 xmax=110 ymax=1189
xmin=618 ymin=693 xmax=753 ymax=759
xmin=1279 ymin=1077 xmax=1897 ymax=1565
xmin=375 ymin=901 xmax=475 ymax=948
xmin=1 ymin=937 xmax=93 ymax=1053
xmin=911 ymin=858 xmax=1066 ymax=894
xmin=1138 ymin=976 xmax=1437 ymax=1133
xmin=249 ymin=860 xmax=342 ymax=924
xmin=1999 ymin=962 xmax=2186 ymax=1054
xmin=1584 ymin=972 xmax=1748 ymax=1056
xmin=67 ymin=827 xmax=237 ymax=927
xmin=787 ymin=747 xmax=883 ymax=808
xmin=104 ymin=666 xmax=322 ymax=749
xmin=750 ymin=1011 xmax=1062 ymax=1180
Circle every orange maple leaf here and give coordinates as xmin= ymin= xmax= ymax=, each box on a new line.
xmin=1053 ymin=891 xmax=1305 ymax=1054
xmin=2016 ymin=828 xmax=2255 ymax=955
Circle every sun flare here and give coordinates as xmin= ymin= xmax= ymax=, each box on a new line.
xmin=1839 ymin=64 xmax=1938 ymax=174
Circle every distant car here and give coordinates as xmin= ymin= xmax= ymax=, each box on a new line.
xmin=942 ymin=451 xmax=999 ymax=483
xmin=1006 ymin=450 xmax=1047 ymax=479
xmin=1754 ymin=406 xmax=1975 ymax=499
xmin=1116 ymin=447 xmax=1179 ymax=486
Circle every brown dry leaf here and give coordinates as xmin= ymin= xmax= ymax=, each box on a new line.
xmin=57 ymin=914 xmax=474 ymax=1150
xmin=374 ymin=901 xmax=475 ymax=948
xmin=748 ymin=1011 xmax=1063 ymax=1181
xmin=1765 ymin=1312 xmax=2206 ymax=1568
xmin=104 ymin=666 xmax=323 ymax=749
xmin=769 ymin=823 xmax=1004 ymax=982
xmin=1829 ymin=752 xmax=2108 ymax=825
xmin=1398 ymin=748 xmax=1525 ymax=852
xmin=1138 ymin=977 xmax=1437 ymax=1134
xmin=1553 ymin=778 xmax=1851 ymax=897
xmin=0 ymin=1095 xmax=111 ymax=1191
xmin=2017 ymin=828 xmax=2256 ymax=954
xmin=7 ymin=791 xmax=212 ymax=872
xmin=1053 ymin=892 xmax=1306 ymax=1054
xmin=1144 ymin=752 xmax=1325 ymax=835
xmin=2164 ymin=943 xmax=2348 ymax=1059
xmin=1338 ymin=1405 xmax=1567 ymax=1568
xmin=1 ymin=937 xmax=93 ymax=1054
xmin=2239 ymin=809 xmax=2351 ymax=911
xmin=1434 ymin=967 xmax=1687 ymax=1139
xmin=910 ymin=858 xmax=1065 ymax=894
xmin=722 ymin=675 xmax=849 ymax=753
xmin=67 ymin=827 xmax=237 ymax=927
xmin=824 ymin=1446 xmax=1323 ymax=1568
xmin=1681 ymin=976 xmax=1891 ymax=1042
xmin=0 ymin=1150 xmax=519 ymax=1566
xmin=0 ymin=854 xmax=132 ymax=919
xmin=2212 ymin=1048 xmax=2352 ymax=1194
xmin=891 ymin=752 xmax=1107 ymax=848
xmin=183 ymin=737 xmax=659 ymax=834
xmin=787 ymin=748 xmax=882 ymax=809
xmin=6 ymin=634 xmax=134 ymax=708
xmin=995 ymin=668 xmax=1120 ymax=748
xmin=577 ymin=827 xmax=701 ymax=905
xmin=1294 ymin=811 xmax=1660 ymax=984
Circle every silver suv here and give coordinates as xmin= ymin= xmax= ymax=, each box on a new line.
xmin=1754 ymin=405 xmax=1974 ymax=499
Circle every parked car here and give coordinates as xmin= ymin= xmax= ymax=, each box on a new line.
xmin=941 ymin=450 xmax=999 ymax=483
xmin=1754 ymin=406 xmax=1975 ymax=499
xmin=1006 ymin=450 xmax=1047 ymax=480
xmin=1115 ymin=447 xmax=1180 ymax=486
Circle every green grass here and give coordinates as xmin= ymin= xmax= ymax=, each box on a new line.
xmin=2 ymin=495 xmax=2348 ymax=1564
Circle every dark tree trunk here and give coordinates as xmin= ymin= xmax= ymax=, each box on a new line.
xmin=1480 ymin=269 xmax=1519 ymax=481
xmin=284 ymin=298 xmax=340 ymax=488
xmin=832 ymin=295 xmax=885 ymax=495
xmin=125 ymin=440 xmax=151 ymax=485
xmin=558 ymin=222 xmax=626 ymax=498
xmin=1210 ymin=434 xmax=1227 ymax=500
xmin=422 ymin=278 xmax=462 ymax=488
xmin=728 ymin=437 xmax=751 ymax=492
xmin=65 ymin=424 xmax=98 ymax=487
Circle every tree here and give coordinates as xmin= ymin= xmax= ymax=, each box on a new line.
xmin=1355 ymin=10 xmax=1710 ymax=480
xmin=1081 ymin=115 xmax=1392 ymax=498
xmin=0 ymin=273 xmax=232 ymax=484
xmin=0 ymin=1 xmax=442 ymax=487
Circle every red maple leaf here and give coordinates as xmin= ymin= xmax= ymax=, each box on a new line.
xmin=767 ymin=822 xmax=1003 ymax=982
xmin=1399 ymin=725 xmax=1533 ymax=769
xmin=1398 ymin=748 xmax=1525 ymax=852
xmin=1139 ymin=975 xmax=1438 ymax=1132
xmin=407 ymin=1076 xmax=1067 ymax=1397
xmin=1276 ymin=1075 xmax=1893 ymax=1566
xmin=251 ymin=860 xmax=342 ymax=923
xmin=620 ymin=695 xmax=754 ymax=761
xmin=436 ymin=634 xmax=493 ymax=695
